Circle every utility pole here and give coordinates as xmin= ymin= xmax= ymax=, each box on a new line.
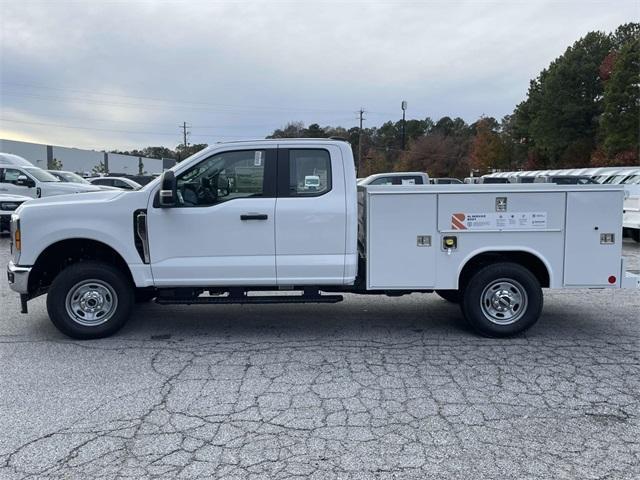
xmin=401 ymin=101 xmax=407 ymax=150
xmin=180 ymin=121 xmax=190 ymax=147
xmin=358 ymin=108 xmax=365 ymax=175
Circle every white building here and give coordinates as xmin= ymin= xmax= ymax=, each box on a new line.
xmin=0 ymin=138 xmax=174 ymax=175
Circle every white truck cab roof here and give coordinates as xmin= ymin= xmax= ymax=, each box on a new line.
xmin=0 ymin=152 xmax=35 ymax=167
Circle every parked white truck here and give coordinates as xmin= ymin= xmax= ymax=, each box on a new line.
xmin=7 ymin=139 xmax=639 ymax=339
xmin=1 ymin=153 xmax=101 ymax=198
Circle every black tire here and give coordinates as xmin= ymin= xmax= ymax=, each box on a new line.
xmin=460 ymin=262 xmax=543 ymax=337
xmin=47 ymin=261 xmax=134 ymax=339
xmin=632 ymin=229 xmax=640 ymax=243
xmin=435 ymin=289 xmax=460 ymax=303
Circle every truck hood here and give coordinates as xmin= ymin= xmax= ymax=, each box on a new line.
xmin=0 ymin=193 xmax=32 ymax=202
xmin=44 ymin=182 xmax=102 ymax=194
xmin=18 ymin=189 xmax=125 ymax=210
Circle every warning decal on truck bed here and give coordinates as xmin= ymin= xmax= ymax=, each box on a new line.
xmin=451 ymin=212 xmax=548 ymax=230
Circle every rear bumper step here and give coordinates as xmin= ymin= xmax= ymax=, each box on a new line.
xmin=155 ymin=294 xmax=344 ymax=305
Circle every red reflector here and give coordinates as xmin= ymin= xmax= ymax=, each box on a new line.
xmin=608 ymin=276 xmax=616 ymax=284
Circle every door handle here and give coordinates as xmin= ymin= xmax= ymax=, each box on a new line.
xmin=240 ymin=214 xmax=268 ymax=221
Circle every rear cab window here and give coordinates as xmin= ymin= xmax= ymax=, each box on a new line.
xmin=288 ymin=149 xmax=331 ymax=196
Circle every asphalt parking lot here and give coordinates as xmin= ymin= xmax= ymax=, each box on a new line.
xmin=0 ymin=237 xmax=638 ymax=479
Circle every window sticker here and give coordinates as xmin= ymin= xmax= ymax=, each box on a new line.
xmin=254 ymin=151 xmax=263 ymax=167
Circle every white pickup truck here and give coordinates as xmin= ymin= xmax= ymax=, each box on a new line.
xmin=7 ymin=139 xmax=639 ymax=339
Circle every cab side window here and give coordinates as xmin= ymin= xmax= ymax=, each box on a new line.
xmin=3 ymin=169 xmax=23 ymax=184
xmin=113 ymin=179 xmax=133 ymax=189
xmin=176 ymin=150 xmax=266 ymax=207
xmin=370 ymin=177 xmax=393 ymax=185
xmin=288 ymin=149 xmax=331 ymax=196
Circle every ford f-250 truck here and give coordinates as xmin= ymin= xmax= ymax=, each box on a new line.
xmin=7 ymin=139 xmax=640 ymax=339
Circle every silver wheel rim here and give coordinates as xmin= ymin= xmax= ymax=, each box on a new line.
xmin=65 ymin=279 xmax=118 ymax=327
xmin=480 ymin=278 xmax=528 ymax=325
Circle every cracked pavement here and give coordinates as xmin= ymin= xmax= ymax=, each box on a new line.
xmin=0 ymin=238 xmax=639 ymax=479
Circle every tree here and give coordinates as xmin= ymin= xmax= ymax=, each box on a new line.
xmin=599 ymin=37 xmax=639 ymax=164
xmin=511 ymin=31 xmax=613 ymax=167
xmin=267 ymin=121 xmax=305 ymax=138
xmin=360 ymin=148 xmax=391 ymax=177
xmin=49 ymin=157 xmax=63 ymax=170
xmin=92 ymin=161 xmax=107 ymax=175
xmin=175 ymin=143 xmax=208 ymax=162
xmin=396 ymin=132 xmax=470 ymax=178
xmin=469 ymin=117 xmax=508 ymax=172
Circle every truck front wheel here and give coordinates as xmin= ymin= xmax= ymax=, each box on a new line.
xmin=47 ymin=261 xmax=134 ymax=339
xmin=461 ymin=262 xmax=543 ymax=337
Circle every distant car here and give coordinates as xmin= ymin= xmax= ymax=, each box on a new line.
xmin=478 ymin=177 xmax=510 ymax=184
xmin=88 ymin=176 xmax=142 ymax=190
xmin=0 ymin=193 xmax=30 ymax=233
xmin=533 ymin=175 xmax=597 ymax=185
xmin=429 ymin=178 xmax=463 ymax=185
xmin=358 ymin=172 xmax=429 ymax=186
xmin=118 ymin=174 xmax=161 ymax=186
xmin=508 ymin=176 xmax=537 ymax=183
xmin=48 ymin=170 xmax=121 ymax=190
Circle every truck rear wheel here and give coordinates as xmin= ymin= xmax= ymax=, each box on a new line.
xmin=461 ymin=262 xmax=543 ymax=337
xmin=47 ymin=261 xmax=134 ymax=339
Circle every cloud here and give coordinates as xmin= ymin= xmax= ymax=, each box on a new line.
xmin=0 ymin=0 xmax=637 ymax=150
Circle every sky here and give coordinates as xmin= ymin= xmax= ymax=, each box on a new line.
xmin=0 ymin=0 xmax=638 ymax=151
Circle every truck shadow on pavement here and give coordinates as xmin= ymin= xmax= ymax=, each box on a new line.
xmin=106 ymin=289 xmax=639 ymax=343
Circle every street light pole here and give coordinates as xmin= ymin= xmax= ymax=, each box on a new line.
xmin=401 ymin=100 xmax=407 ymax=150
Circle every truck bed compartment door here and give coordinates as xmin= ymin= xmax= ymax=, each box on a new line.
xmin=367 ymin=193 xmax=437 ymax=289
xmin=563 ymin=191 xmax=623 ymax=286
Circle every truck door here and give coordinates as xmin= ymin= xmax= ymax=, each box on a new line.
xmin=275 ymin=146 xmax=347 ymax=285
xmin=146 ymin=148 xmax=278 ymax=286
xmin=0 ymin=168 xmax=38 ymax=198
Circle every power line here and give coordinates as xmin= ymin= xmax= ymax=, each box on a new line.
xmin=0 ymin=83 xmax=355 ymax=114
xmin=0 ymin=117 xmax=255 ymax=138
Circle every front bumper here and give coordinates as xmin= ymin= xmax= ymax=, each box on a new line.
xmin=7 ymin=261 xmax=31 ymax=295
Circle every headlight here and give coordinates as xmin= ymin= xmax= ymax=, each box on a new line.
xmin=11 ymin=214 xmax=20 ymax=251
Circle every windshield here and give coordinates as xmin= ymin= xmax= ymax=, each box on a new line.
xmin=60 ymin=171 xmax=90 ymax=184
xmin=604 ymin=174 xmax=627 ymax=184
xmin=622 ymin=174 xmax=640 ymax=185
xmin=24 ymin=167 xmax=60 ymax=182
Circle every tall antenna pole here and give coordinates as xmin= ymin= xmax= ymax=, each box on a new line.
xmin=358 ymin=108 xmax=365 ymax=175
xmin=401 ymin=100 xmax=407 ymax=150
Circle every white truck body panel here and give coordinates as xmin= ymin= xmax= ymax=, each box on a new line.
xmin=8 ymin=140 xmax=635 ymax=296
xmin=360 ymin=184 xmax=625 ymax=290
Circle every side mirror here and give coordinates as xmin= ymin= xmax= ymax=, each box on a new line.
xmin=16 ymin=175 xmax=35 ymax=188
xmin=158 ymin=171 xmax=177 ymax=207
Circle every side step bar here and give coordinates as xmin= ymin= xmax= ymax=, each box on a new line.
xmin=155 ymin=294 xmax=344 ymax=305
